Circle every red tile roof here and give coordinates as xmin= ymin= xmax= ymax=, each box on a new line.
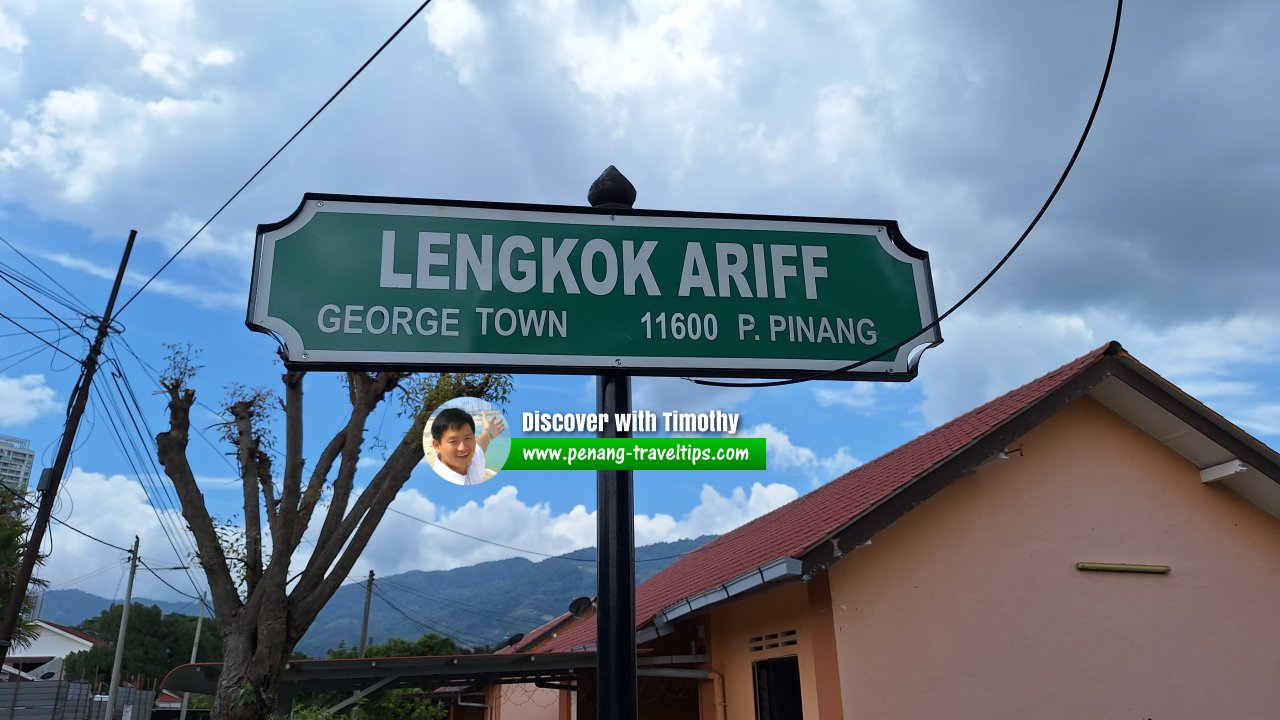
xmin=539 ymin=343 xmax=1115 ymax=652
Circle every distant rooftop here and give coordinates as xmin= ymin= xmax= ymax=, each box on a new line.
xmin=0 ymin=435 xmax=32 ymax=449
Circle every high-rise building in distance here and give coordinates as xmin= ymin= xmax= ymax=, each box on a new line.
xmin=0 ymin=435 xmax=36 ymax=495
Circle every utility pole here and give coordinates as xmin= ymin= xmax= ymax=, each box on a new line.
xmin=358 ymin=570 xmax=374 ymax=658
xmin=178 ymin=593 xmax=206 ymax=720
xmin=0 ymin=230 xmax=137 ymax=666
xmin=105 ymin=536 xmax=140 ymax=720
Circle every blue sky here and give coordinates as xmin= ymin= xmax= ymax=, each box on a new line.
xmin=1 ymin=0 xmax=1277 ymax=605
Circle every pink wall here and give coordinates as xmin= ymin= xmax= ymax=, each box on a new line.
xmin=827 ymin=397 xmax=1280 ymax=719
xmin=708 ymin=582 xmax=821 ymax=720
xmin=493 ymin=683 xmax=562 ymax=720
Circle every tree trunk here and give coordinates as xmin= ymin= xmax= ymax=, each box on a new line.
xmin=154 ymin=357 xmax=512 ymax=720
xmin=213 ymin=615 xmax=287 ymax=720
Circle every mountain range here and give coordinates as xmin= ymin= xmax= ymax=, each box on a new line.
xmin=37 ymin=535 xmax=714 ymax=658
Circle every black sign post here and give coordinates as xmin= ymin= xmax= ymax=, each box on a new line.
xmin=589 ymin=166 xmax=639 ymax=719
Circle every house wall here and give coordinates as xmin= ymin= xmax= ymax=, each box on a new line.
xmin=492 ymin=683 xmax=561 ymax=720
xmin=826 ymin=396 xmax=1280 ymax=719
xmin=23 ymin=624 xmax=94 ymax=659
xmin=706 ymin=581 xmax=823 ymax=720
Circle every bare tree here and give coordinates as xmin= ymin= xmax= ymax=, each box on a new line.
xmin=155 ymin=349 xmax=510 ymax=720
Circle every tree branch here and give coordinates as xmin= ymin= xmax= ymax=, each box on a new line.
xmin=290 ymin=410 xmax=426 ymax=627
xmin=290 ymin=431 xmax=344 ymax=548
xmin=290 ymin=372 xmax=505 ymax=624
xmin=273 ymin=368 xmax=305 ymax=552
xmin=230 ymin=401 xmax=265 ymax=598
xmin=308 ymin=372 xmax=404 ymax=562
xmin=156 ymin=383 xmax=241 ymax=619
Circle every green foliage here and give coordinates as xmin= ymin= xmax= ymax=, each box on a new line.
xmin=210 ymin=515 xmax=249 ymax=597
xmin=0 ymin=489 xmax=47 ymax=650
xmin=63 ymin=602 xmax=222 ymax=687
xmin=326 ymin=633 xmax=461 ymax=660
xmin=398 ymin=373 xmax=514 ymax=425
xmin=159 ymin=342 xmax=202 ymax=389
xmin=234 ymin=683 xmax=257 ymax=708
xmin=301 ymin=634 xmax=459 ymax=720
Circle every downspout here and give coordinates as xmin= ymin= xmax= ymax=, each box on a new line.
xmin=636 ymin=668 xmax=725 ymax=720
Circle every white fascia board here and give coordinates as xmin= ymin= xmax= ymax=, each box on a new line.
xmin=657 ymin=557 xmax=803 ymax=625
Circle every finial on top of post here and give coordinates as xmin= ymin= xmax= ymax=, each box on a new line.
xmin=587 ymin=166 xmax=637 ymax=209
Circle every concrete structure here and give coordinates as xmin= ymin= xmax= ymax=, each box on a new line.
xmin=3 ymin=620 xmax=108 ymax=681
xmin=477 ymin=342 xmax=1280 ymax=719
xmin=0 ymin=434 xmax=36 ymax=495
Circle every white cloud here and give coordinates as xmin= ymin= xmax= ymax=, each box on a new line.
xmin=533 ymin=0 xmax=736 ymax=103
xmin=424 ymin=0 xmax=489 ymax=85
xmin=1236 ymin=405 xmax=1280 ymax=438
xmin=39 ymin=251 xmax=244 ymax=309
xmin=916 ymin=307 xmax=1280 ymax=437
xmin=81 ymin=0 xmax=236 ymax=89
xmin=634 ymin=377 xmax=751 ymax=417
xmin=661 ymin=482 xmax=798 ymax=537
xmin=813 ymin=382 xmax=878 ymax=411
xmin=745 ymin=422 xmax=816 ymax=470
xmin=741 ymin=422 xmax=861 ymax=482
xmin=41 ymin=468 xmax=203 ymax=601
xmin=0 ymin=85 xmax=225 ymax=203
xmin=0 ymin=374 xmax=58 ymax=425
xmin=0 ymin=7 xmax=29 ymax=55
xmin=813 ymin=83 xmax=882 ymax=163
xmin=351 ymin=480 xmax=797 ymax=579
xmin=917 ymin=310 xmax=1096 ymax=427
xmin=159 ymin=213 xmax=254 ymax=267
xmin=819 ymin=447 xmax=860 ymax=479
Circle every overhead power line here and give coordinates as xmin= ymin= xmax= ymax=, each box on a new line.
xmin=384 ymin=506 xmax=708 ymax=565
xmin=691 ymin=0 xmax=1125 ymax=389
xmin=112 ymin=0 xmax=442 ymax=319
xmin=0 ymin=234 xmax=94 ymax=316
xmin=0 ymin=310 xmax=82 ymax=364
xmin=0 ymin=268 xmax=90 ymax=342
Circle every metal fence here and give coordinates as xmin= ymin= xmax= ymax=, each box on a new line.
xmin=0 ymin=679 xmax=154 ymax=720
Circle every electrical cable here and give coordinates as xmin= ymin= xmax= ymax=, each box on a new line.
xmin=0 ymin=268 xmax=90 ymax=342
xmin=0 ymin=234 xmax=94 ymax=315
xmin=109 ymin=364 xmax=202 ymax=544
xmin=386 ymin=506 xmax=596 ymax=562
xmin=384 ymin=506 xmax=707 ymax=564
xmin=0 ymin=310 xmax=82 ymax=364
xmin=369 ymin=583 xmax=496 ymax=648
xmin=90 ymin=381 xmax=206 ymax=598
xmin=109 ymin=338 xmax=239 ymax=474
xmin=112 ymin=0 xmax=441 ymax=320
xmin=48 ymin=561 xmax=122 ymax=589
xmin=375 ymin=576 xmax=532 ymax=626
xmin=0 ymin=343 xmax=50 ymax=374
xmin=0 ymin=262 xmax=94 ymax=321
xmin=50 ymin=515 xmax=133 ymax=554
xmin=689 ymin=0 xmax=1123 ymax=389
xmin=139 ymin=560 xmax=207 ymax=604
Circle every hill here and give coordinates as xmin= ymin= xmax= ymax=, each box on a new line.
xmin=38 ymin=536 xmax=714 ymax=658
xmin=298 ymin=535 xmax=713 ymax=657
xmin=37 ymin=588 xmax=199 ymax=626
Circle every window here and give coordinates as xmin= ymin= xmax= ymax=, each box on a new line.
xmin=753 ymin=655 xmax=803 ymax=720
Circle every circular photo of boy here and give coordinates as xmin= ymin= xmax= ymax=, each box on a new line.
xmin=423 ymin=397 xmax=509 ymax=486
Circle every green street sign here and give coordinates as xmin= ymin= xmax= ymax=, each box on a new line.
xmin=248 ymin=194 xmax=942 ymax=380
